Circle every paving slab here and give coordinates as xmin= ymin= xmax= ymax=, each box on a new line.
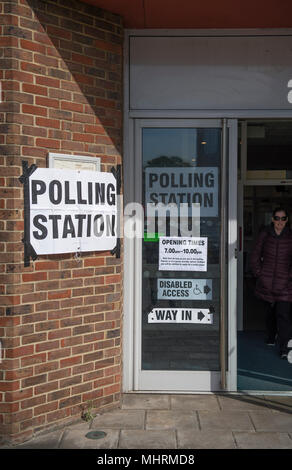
xmin=10 ymin=429 xmax=64 ymax=449
xmin=119 ymin=430 xmax=177 ymax=449
xmin=59 ymin=428 xmax=119 ymax=449
xmin=263 ymin=396 xmax=292 ymax=413
xmin=250 ymin=410 xmax=292 ymax=432
xmin=170 ymin=394 xmax=220 ymax=411
xmin=122 ymin=394 xmax=170 ymax=410
xmin=91 ymin=409 xmax=145 ymax=429
xmin=217 ymin=395 xmax=270 ymax=411
xmin=146 ymin=410 xmax=198 ymax=430
xmin=177 ymin=429 xmax=236 ymax=449
xmin=234 ymin=432 xmax=292 ymax=449
xmin=198 ymin=411 xmax=254 ymax=431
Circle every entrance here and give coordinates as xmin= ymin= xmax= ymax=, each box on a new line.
xmin=237 ymin=120 xmax=292 ymax=392
xmin=124 ymin=119 xmax=237 ymax=392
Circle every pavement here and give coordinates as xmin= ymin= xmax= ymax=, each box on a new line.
xmin=1 ymin=393 xmax=292 ymax=449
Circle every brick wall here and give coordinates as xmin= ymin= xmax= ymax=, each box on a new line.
xmin=0 ymin=0 xmax=123 ymax=444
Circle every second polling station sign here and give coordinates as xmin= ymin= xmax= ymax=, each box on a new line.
xmin=19 ymin=161 xmax=120 ymax=266
xmin=145 ymin=167 xmax=218 ymax=217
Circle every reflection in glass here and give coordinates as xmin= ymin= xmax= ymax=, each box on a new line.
xmin=246 ymin=121 xmax=292 ymax=178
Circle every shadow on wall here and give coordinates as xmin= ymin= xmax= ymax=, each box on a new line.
xmin=23 ymin=0 xmax=123 ymax=164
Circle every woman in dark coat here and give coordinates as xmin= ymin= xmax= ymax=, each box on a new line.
xmin=250 ymin=207 xmax=292 ymax=359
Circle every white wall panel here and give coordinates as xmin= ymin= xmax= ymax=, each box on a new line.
xmin=129 ymin=35 xmax=292 ymax=110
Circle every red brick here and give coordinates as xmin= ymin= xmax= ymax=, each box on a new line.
xmin=36 ymin=76 xmax=60 ymax=88
xmin=22 ymin=292 xmax=47 ymax=304
xmin=35 ymin=261 xmax=59 ymax=271
xmin=34 ymin=382 xmax=59 ymax=396
xmin=84 ymin=257 xmax=105 ymax=267
xmin=35 ymin=96 xmax=59 ymax=108
xmin=36 ymin=117 xmax=60 ymax=129
xmin=105 ymin=275 xmax=120 ymax=284
xmin=61 ymin=101 xmax=83 ymax=113
xmin=0 ymin=381 xmax=20 ymax=392
xmin=6 ymin=345 xmax=34 ymax=359
xmin=34 ymin=402 xmax=58 ymax=416
xmin=22 ymin=333 xmax=46 ymax=345
xmin=48 ymin=289 xmax=71 ymax=300
xmin=22 ymin=104 xmax=47 ymax=116
xmin=60 ymin=356 xmax=82 ymax=368
xmin=22 ymin=374 xmax=47 ymax=388
xmin=0 ymin=403 xmax=19 ymax=413
xmin=71 ymin=53 xmax=94 ymax=65
xmin=22 ymin=272 xmax=47 ymax=283
xmin=48 ymin=329 xmax=71 ymax=340
xmin=36 ymin=138 xmax=60 ymax=149
xmin=21 ymin=353 xmax=47 ymax=367
xmin=5 ymin=70 xmax=34 ymax=83
xmin=47 ymin=389 xmax=70 ymax=402
xmin=20 ymin=396 xmax=46 ymax=410
xmin=46 ymin=26 xmax=71 ymax=40
xmin=82 ymin=389 xmax=103 ymax=402
xmin=20 ymin=415 xmax=46 ymax=431
xmin=35 ymin=341 xmax=59 ymax=353
xmin=48 ymin=368 xmax=71 ymax=381
xmin=46 ymin=408 xmax=70 ymax=423
xmin=35 ymin=362 xmax=59 ymax=375
xmin=95 ymin=40 xmax=122 ymax=54
xmin=4 ymin=409 xmax=33 ymax=424
xmin=22 ymin=83 xmax=48 ymax=96
xmin=47 ymin=348 xmax=71 ymax=361
xmin=0 ymin=295 xmax=21 ymax=306
xmin=20 ymin=39 xmax=46 ymax=54
xmin=5 ymin=368 xmax=33 ymax=381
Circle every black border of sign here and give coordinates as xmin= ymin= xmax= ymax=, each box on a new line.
xmin=110 ymin=164 xmax=121 ymax=259
xmin=19 ymin=160 xmax=38 ymax=267
xmin=19 ymin=161 xmax=121 ymax=266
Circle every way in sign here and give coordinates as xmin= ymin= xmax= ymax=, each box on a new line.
xmin=148 ymin=308 xmax=213 ymax=324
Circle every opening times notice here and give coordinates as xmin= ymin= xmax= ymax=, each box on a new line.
xmin=159 ymin=236 xmax=208 ymax=271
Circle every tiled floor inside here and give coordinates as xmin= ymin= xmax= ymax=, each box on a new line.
xmin=1 ymin=393 xmax=292 ymax=449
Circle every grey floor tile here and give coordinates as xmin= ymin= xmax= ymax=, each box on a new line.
xmin=122 ymin=394 xmax=170 ymax=410
xmin=217 ymin=394 xmax=270 ymax=411
xmin=177 ymin=429 xmax=236 ymax=449
xmin=263 ymin=396 xmax=292 ymax=413
xmin=91 ymin=410 xmax=145 ymax=429
xmin=12 ymin=430 xmax=63 ymax=449
xmin=171 ymin=394 xmax=220 ymax=411
xmin=198 ymin=411 xmax=254 ymax=431
xmin=146 ymin=410 xmax=198 ymax=430
xmin=119 ymin=430 xmax=177 ymax=449
xmin=59 ymin=428 xmax=119 ymax=449
xmin=234 ymin=432 xmax=292 ymax=449
xmin=250 ymin=411 xmax=292 ymax=432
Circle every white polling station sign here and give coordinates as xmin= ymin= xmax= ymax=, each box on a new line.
xmin=28 ymin=168 xmax=117 ymax=255
xmin=145 ymin=167 xmax=218 ymax=217
xmin=148 ymin=308 xmax=213 ymax=324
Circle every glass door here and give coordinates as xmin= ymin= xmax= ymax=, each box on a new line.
xmin=131 ymin=119 xmax=237 ymax=392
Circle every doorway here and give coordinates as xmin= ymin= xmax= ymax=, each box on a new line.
xmin=237 ymin=120 xmax=292 ymax=392
xmin=124 ymin=118 xmax=237 ymax=392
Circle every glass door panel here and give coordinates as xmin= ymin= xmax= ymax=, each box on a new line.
xmin=133 ymin=119 xmax=237 ymax=392
xmin=142 ymin=127 xmax=221 ymax=372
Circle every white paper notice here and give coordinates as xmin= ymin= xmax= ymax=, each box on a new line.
xmin=148 ymin=308 xmax=213 ymax=324
xmin=159 ymin=237 xmax=207 ymax=271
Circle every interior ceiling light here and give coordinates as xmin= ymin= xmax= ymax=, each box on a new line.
xmin=201 ymin=141 xmax=207 ymax=145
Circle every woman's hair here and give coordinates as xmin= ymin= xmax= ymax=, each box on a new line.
xmin=272 ymin=207 xmax=289 ymax=218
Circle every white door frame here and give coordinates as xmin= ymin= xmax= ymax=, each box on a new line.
xmin=123 ymin=118 xmax=238 ymax=392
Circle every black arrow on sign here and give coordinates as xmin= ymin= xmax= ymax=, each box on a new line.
xmin=197 ymin=311 xmax=205 ymax=321
xmin=204 ymin=285 xmax=211 ymax=294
